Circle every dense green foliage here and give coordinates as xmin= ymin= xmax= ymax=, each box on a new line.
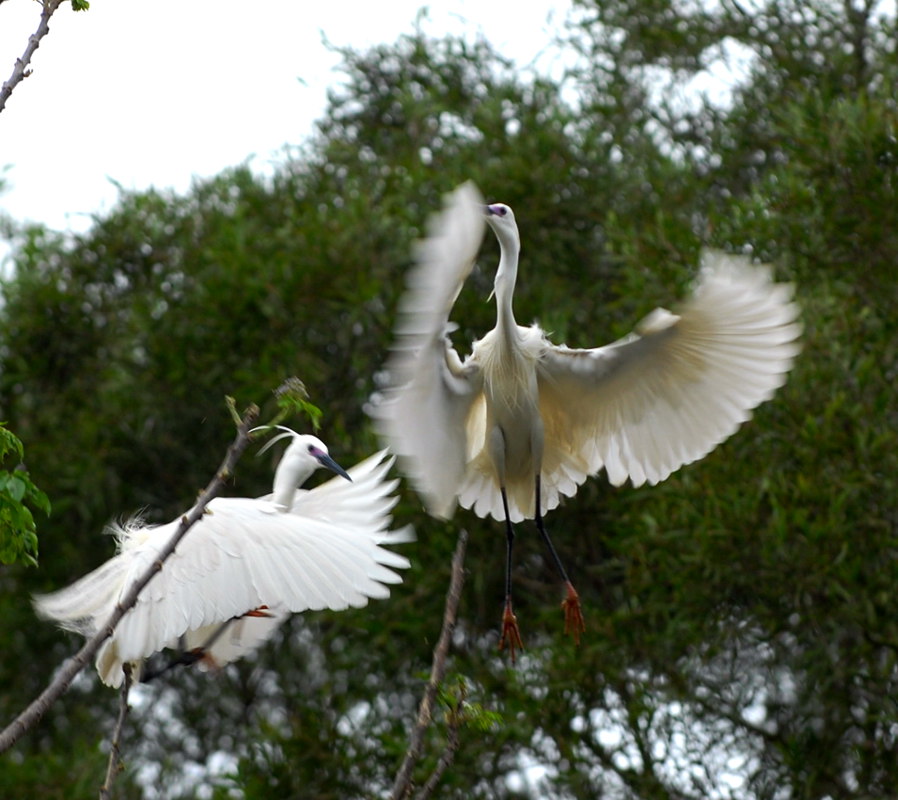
xmin=1 ymin=1 xmax=896 ymax=797
xmin=0 ymin=422 xmax=49 ymax=566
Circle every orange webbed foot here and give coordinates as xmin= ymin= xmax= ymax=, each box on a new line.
xmin=498 ymin=599 xmax=525 ymax=664
xmin=562 ymin=582 xmax=586 ymax=645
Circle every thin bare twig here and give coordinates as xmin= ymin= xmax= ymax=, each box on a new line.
xmin=99 ymin=664 xmax=133 ymax=800
xmin=391 ymin=528 xmax=468 ymax=800
xmin=0 ymin=0 xmax=65 ymax=114
xmin=412 ymin=695 xmax=462 ymax=800
xmin=0 ymin=404 xmax=260 ymax=754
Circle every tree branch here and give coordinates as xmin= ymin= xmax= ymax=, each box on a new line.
xmin=99 ymin=664 xmax=133 ymax=800
xmin=391 ymin=528 xmax=468 ymax=800
xmin=0 ymin=403 xmax=260 ymax=754
xmin=0 ymin=0 xmax=65 ymax=115
xmin=412 ymin=712 xmax=461 ymax=800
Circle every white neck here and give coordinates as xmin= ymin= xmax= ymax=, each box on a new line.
xmin=270 ymin=452 xmax=315 ymax=511
xmin=493 ymin=228 xmax=521 ymax=339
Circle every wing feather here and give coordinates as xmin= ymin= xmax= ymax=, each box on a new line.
xmin=537 ymin=250 xmax=801 ymax=498
xmin=35 ymin=450 xmax=412 ymax=687
xmin=372 ymin=182 xmax=487 ymax=518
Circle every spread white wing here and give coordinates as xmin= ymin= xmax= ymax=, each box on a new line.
xmin=34 ymin=451 xmax=411 ymax=687
xmin=536 ymin=250 xmax=802 ymax=495
xmin=372 ymin=181 xmax=486 ymax=518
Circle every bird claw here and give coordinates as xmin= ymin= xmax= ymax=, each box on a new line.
xmin=562 ymin=583 xmax=586 ymax=645
xmin=498 ymin=600 xmax=525 ymax=664
xmin=187 ymin=647 xmax=221 ymax=670
xmin=241 ymin=605 xmax=274 ymax=618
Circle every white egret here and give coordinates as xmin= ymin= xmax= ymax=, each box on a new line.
xmin=35 ymin=429 xmax=412 ymax=687
xmin=374 ymin=182 xmax=801 ymax=659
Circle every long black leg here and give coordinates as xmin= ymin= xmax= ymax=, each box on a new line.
xmin=142 ymin=619 xmax=237 ymax=682
xmin=534 ymin=474 xmax=586 ymax=643
xmin=498 ymin=487 xmax=524 ymax=662
xmin=142 ymin=603 xmax=276 ymax=682
xmin=534 ymin=475 xmax=573 ymax=583
xmin=141 ymin=651 xmax=203 ymax=682
xmin=502 ymin=488 xmax=515 ymax=601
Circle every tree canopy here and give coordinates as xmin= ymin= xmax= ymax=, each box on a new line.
xmin=1 ymin=1 xmax=896 ymax=797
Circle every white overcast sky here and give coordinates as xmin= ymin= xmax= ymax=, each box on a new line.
xmin=0 ymin=0 xmax=569 ymax=238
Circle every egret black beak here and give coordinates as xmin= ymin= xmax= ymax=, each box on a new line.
xmin=484 ymin=204 xmax=498 ymax=216
xmin=316 ymin=451 xmax=352 ymax=482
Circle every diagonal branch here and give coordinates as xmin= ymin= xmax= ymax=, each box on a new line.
xmin=0 ymin=0 xmax=65 ymax=114
xmin=412 ymin=683 xmax=465 ymax=800
xmin=391 ymin=528 xmax=468 ymax=800
xmin=0 ymin=403 xmax=260 ymax=754
xmin=99 ymin=663 xmax=133 ymax=800
xmin=413 ymin=714 xmax=461 ymax=800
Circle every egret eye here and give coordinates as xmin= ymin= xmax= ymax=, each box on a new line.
xmin=497 ymin=206 xmax=508 ymax=216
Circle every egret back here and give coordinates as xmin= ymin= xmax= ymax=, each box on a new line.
xmin=34 ymin=450 xmax=412 ymax=687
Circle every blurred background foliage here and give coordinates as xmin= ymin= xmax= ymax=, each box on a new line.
xmin=1 ymin=0 xmax=896 ymax=797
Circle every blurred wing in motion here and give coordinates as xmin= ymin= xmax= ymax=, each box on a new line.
xmin=373 ymin=181 xmax=487 ymax=518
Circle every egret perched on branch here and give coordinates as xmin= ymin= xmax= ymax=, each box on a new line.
xmin=374 ymin=182 xmax=801 ymax=659
xmin=35 ymin=429 xmax=412 ymax=687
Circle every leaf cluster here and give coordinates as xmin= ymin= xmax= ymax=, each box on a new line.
xmin=0 ymin=423 xmax=49 ymax=566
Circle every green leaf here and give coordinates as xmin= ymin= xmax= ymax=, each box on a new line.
xmin=0 ymin=427 xmax=49 ymax=566
xmin=6 ymin=475 xmax=25 ymax=503
xmin=274 ymin=377 xmax=323 ymax=431
xmin=0 ymin=423 xmax=24 ymax=462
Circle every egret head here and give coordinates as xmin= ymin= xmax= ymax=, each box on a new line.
xmin=484 ymin=202 xmax=520 ymax=254
xmin=254 ymin=426 xmax=352 ymax=484
xmin=292 ymin=435 xmax=352 ymax=482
